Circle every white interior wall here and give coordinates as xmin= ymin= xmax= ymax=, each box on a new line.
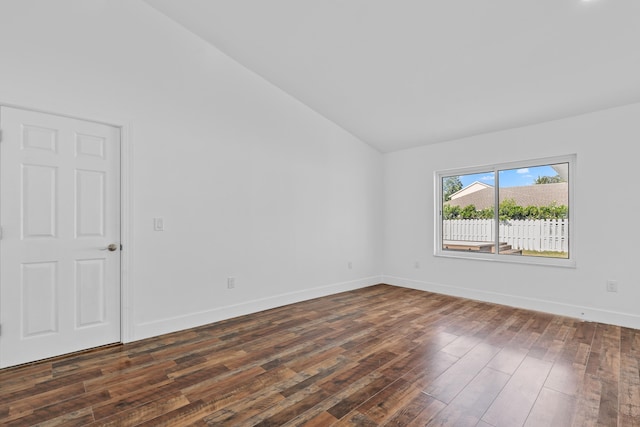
xmin=2 ymin=0 xmax=638 ymax=348
xmin=0 ymin=0 xmax=383 ymax=341
xmin=383 ymin=102 xmax=640 ymax=329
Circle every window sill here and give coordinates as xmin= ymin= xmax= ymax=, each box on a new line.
xmin=434 ymin=250 xmax=576 ymax=268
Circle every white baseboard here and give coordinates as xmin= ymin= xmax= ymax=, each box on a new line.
xmin=131 ymin=276 xmax=383 ymax=342
xmin=383 ymin=275 xmax=640 ymax=330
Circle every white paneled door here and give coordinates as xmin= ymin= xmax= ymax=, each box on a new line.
xmin=0 ymin=107 xmax=121 ymax=368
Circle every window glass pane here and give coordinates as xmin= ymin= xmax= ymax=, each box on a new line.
xmin=497 ymin=163 xmax=569 ymax=258
xmin=442 ymin=171 xmax=496 ymax=253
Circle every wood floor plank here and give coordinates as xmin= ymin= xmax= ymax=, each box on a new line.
xmin=0 ymin=283 xmax=638 ymax=426
xmin=0 ymin=362 xmax=53 ymax=394
xmin=199 ymin=388 xmax=286 ymax=425
xmin=332 ymin=411 xmax=380 ymax=426
xmin=91 ymin=378 xmax=178 ymax=421
xmin=2 ymin=382 xmax=87 ymax=423
xmin=382 ymin=391 xmax=437 ymax=426
xmin=318 ymin=350 xmax=398 ymax=395
xmin=524 ymin=387 xmax=575 ymax=427
xmin=6 ymin=390 xmax=110 ymax=427
xmin=358 ymin=378 xmax=425 ymax=424
xmin=440 ymin=335 xmax=482 ymax=358
xmin=32 ymin=406 xmax=96 ymax=427
xmin=482 ymin=356 xmax=553 ymax=427
xmin=326 ymin=375 xmax=395 ymax=420
xmin=280 ymin=354 xmax=350 ymax=398
xmin=84 ymin=360 xmax=175 ymax=395
xmin=571 ymin=374 xmax=605 ymax=427
xmin=426 ymin=367 xmax=510 ymax=427
xmin=296 ymin=410 xmax=339 ymax=427
xmin=125 ymin=397 xmax=213 ymax=427
xmin=397 ymin=349 xmax=460 ymax=394
xmin=620 ymin=328 xmax=640 ymax=422
xmin=596 ymin=379 xmax=620 ymax=426
xmin=181 ymin=365 xmax=267 ymax=402
xmin=486 ymin=346 xmax=528 ymax=375
xmin=545 ymin=361 xmax=586 ymax=397
xmin=405 ymin=397 xmax=448 ymax=426
xmin=198 ymin=365 xmax=298 ymax=419
xmin=253 ymin=387 xmax=333 ymax=427
xmin=586 ymin=324 xmax=621 ymax=383
xmin=423 ymin=342 xmax=501 ymax=404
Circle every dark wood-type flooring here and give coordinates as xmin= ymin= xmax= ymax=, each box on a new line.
xmin=1 ymin=284 xmax=639 ymax=426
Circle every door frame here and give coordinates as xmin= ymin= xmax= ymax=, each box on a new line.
xmin=0 ymin=102 xmax=134 ymax=345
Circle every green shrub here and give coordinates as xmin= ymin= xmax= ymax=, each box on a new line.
xmin=444 ymin=198 xmax=568 ymax=220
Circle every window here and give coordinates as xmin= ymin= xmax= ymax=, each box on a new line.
xmin=435 ymin=155 xmax=575 ymax=267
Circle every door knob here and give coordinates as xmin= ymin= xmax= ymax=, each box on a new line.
xmin=100 ymin=243 xmax=119 ymax=252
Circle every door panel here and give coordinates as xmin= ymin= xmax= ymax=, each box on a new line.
xmin=0 ymin=107 xmax=121 ymax=368
xmin=22 ymin=164 xmax=57 ymax=238
xmin=21 ymin=261 xmax=58 ymax=337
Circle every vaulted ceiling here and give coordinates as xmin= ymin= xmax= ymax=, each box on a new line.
xmin=144 ymin=0 xmax=640 ymax=153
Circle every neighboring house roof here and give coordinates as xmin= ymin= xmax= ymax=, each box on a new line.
xmin=446 ymin=182 xmax=568 ymax=210
xmin=449 ymin=181 xmax=492 ymax=200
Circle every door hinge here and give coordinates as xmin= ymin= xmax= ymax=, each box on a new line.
xmin=0 ymin=226 xmax=3 ymax=239
xmin=0 ymin=129 xmax=3 ymax=142
xmin=120 ymin=244 xmax=123 ymax=251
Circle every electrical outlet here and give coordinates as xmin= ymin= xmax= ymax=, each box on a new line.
xmin=606 ymin=280 xmax=618 ymax=293
xmin=414 ymin=261 xmax=420 ymax=269
xmin=227 ymin=277 xmax=235 ymax=289
xmin=153 ymin=217 xmax=164 ymax=231
xmin=347 ymin=261 xmax=353 ymax=270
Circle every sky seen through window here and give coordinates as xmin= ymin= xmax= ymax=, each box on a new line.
xmin=459 ymin=165 xmax=558 ymax=188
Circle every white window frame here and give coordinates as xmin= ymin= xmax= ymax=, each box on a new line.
xmin=434 ymin=154 xmax=576 ymax=268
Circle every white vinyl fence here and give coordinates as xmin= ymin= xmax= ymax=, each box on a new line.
xmin=443 ymin=219 xmax=568 ymax=252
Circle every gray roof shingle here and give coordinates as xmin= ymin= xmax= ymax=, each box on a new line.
xmin=446 ymin=182 xmax=568 ymax=210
